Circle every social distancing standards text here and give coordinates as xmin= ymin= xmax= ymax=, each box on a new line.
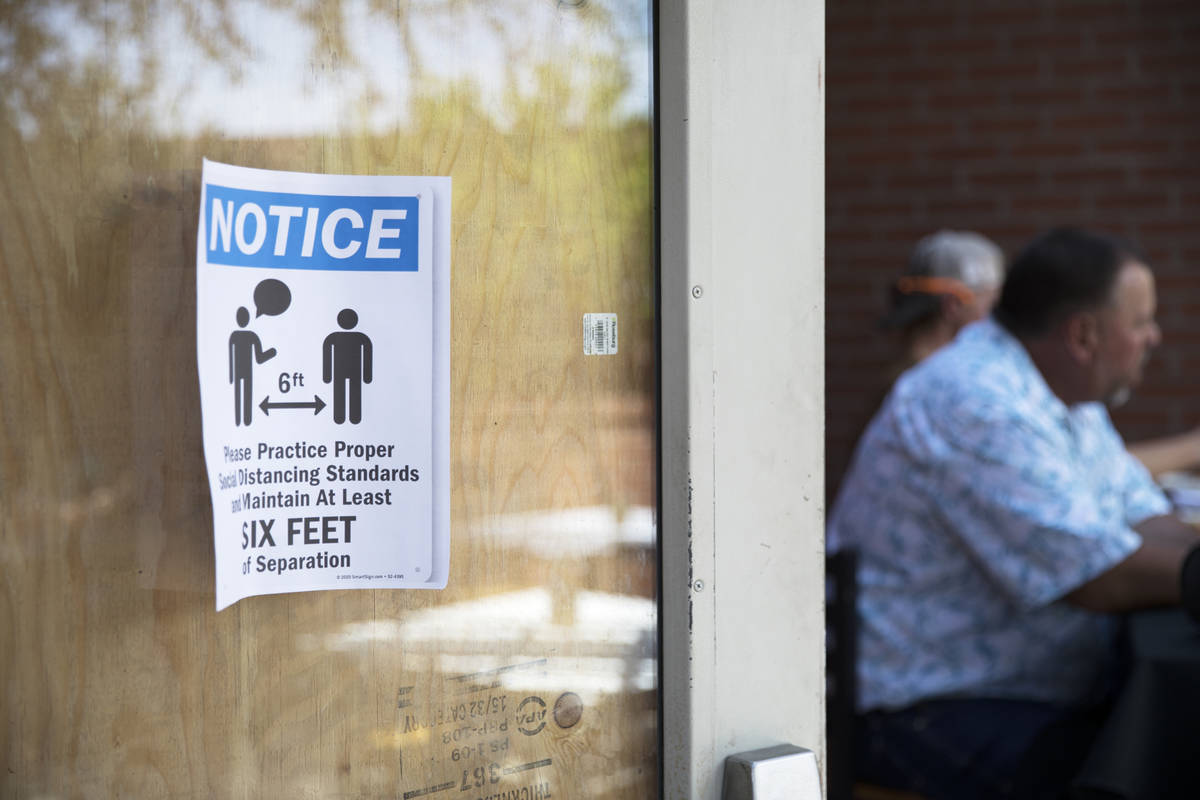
xmin=197 ymin=160 xmax=450 ymax=610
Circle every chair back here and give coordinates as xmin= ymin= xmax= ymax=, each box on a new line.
xmin=826 ymin=548 xmax=859 ymax=800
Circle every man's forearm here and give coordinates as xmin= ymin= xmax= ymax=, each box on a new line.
xmin=1063 ymin=514 xmax=1198 ymax=613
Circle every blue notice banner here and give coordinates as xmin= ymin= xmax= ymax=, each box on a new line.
xmin=205 ymin=184 xmax=420 ymax=271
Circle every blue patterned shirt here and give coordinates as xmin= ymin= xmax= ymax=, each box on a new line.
xmin=828 ymin=317 xmax=1169 ymax=711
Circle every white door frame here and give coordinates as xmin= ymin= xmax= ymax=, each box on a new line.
xmin=658 ymin=0 xmax=827 ymax=796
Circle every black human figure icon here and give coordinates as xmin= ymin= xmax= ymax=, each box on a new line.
xmin=323 ymin=308 xmax=373 ymax=424
xmin=229 ymin=306 xmax=277 ymax=426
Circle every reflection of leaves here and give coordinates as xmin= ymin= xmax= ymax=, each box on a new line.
xmin=1 ymin=1 xmax=245 ymax=136
xmin=1 ymin=0 xmax=650 ymax=319
xmin=178 ymin=1 xmax=253 ymax=80
xmin=2 ymin=0 xmax=647 ymax=141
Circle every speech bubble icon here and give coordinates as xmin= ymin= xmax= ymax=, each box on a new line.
xmin=253 ymin=279 xmax=291 ymax=318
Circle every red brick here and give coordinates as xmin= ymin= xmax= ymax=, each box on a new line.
xmin=964 ymin=118 xmax=1038 ymax=140
xmin=839 ymin=93 xmax=919 ymax=115
xmin=1123 ymin=383 xmax=1200 ymax=400
xmin=1009 ymin=86 xmax=1082 ymax=105
xmin=1093 ymin=190 xmax=1169 ymax=210
xmin=926 ymin=196 xmax=1001 ymax=216
xmin=827 ymin=331 xmax=882 ymax=348
xmin=885 ymin=119 xmax=957 ymax=138
xmin=836 ymin=38 xmax=917 ymax=62
xmin=880 ymin=8 xmax=955 ymax=31
xmin=926 ymin=87 xmax=1010 ymax=110
xmin=827 ymin=307 xmax=884 ymax=326
xmin=967 ymin=61 xmax=1043 ymax=82
xmin=970 ymin=6 xmax=1047 ymax=26
xmin=1009 ymin=30 xmax=1086 ymax=50
xmin=1089 ymin=27 xmax=1152 ymax=48
xmin=1138 ymin=51 xmax=1200 ymax=73
xmin=966 ymin=165 xmax=1043 ymax=188
xmin=1138 ymin=164 xmax=1200 ymax=184
xmin=1093 ymin=137 xmax=1172 ymax=157
xmin=1050 ymin=111 xmax=1132 ymax=133
xmin=830 ymin=120 xmax=888 ymax=141
xmin=826 ymin=229 xmax=871 ymax=248
xmin=827 ymin=173 xmax=880 ymax=193
xmin=1095 ymin=82 xmax=1173 ymax=104
xmin=844 ymin=199 xmax=914 ymax=217
xmin=1050 ymin=165 xmax=1128 ymax=186
xmin=1173 ymin=127 xmax=1200 ymax=149
xmin=885 ymin=171 xmax=960 ymax=192
xmin=827 ymin=9 xmax=879 ymax=37
xmin=1177 ymin=79 xmax=1200 ymax=101
xmin=832 ymin=146 xmax=918 ymax=168
xmin=827 ymin=271 xmax=888 ymax=289
xmin=831 ymin=61 xmax=886 ymax=81
xmin=916 ymin=35 xmax=1001 ymax=57
xmin=1009 ymin=193 xmax=1089 ymax=214
xmin=1093 ymin=125 xmax=1174 ymax=145
xmin=1147 ymin=0 xmax=1200 ymax=21
xmin=1055 ymin=0 xmax=1136 ymax=18
xmin=927 ymin=142 xmax=1002 ymax=160
xmin=1055 ymin=55 xmax=1135 ymax=80
xmin=887 ymin=64 xmax=955 ymax=86
xmin=1157 ymin=274 xmax=1199 ymax=290
xmin=1139 ymin=218 xmax=1200 ymax=235
xmin=1141 ymin=109 xmax=1200 ymax=128
xmin=1012 ymin=136 xmax=1089 ymax=158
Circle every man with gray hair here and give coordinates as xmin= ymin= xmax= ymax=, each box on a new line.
xmin=880 ymin=229 xmax=1006 ymax=379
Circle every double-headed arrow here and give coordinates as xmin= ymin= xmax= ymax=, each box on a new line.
xmin=259 ymin=395 xmax=327 ymax=416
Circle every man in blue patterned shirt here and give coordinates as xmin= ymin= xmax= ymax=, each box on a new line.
xmin=828 ymin=227 xmax=1199 ymax=799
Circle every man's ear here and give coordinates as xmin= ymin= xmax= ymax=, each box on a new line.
xmin=1063 ymin=311 xmax=1100 ymax=364
xmin=939 ymin=293 xmax=958 ymax=319
xmin=940 ymin=294 xmax=970 ymax=328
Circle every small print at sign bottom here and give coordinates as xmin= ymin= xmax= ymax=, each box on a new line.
xmin=583 ymin=313 xmax=618 ymax=355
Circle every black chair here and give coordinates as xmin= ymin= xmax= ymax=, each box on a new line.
xmin=826 ymin=548 xmax=859 ymax=800
xmin=826 ymin=549 xmax=927 ymax=800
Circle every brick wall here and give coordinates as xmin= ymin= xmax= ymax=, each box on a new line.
xmin=827 ymin=0 xmax=1200 ymax=501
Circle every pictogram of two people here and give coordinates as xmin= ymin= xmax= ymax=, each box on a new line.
xmin=230 ymin=307 xmax=371 ymax=426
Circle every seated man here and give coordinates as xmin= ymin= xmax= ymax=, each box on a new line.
xmin=828 ymin=227 xmax=1198 ymax=800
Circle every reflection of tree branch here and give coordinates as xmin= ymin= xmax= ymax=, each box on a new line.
xmin=178 ymin=0 xmax=251 ymax=77
xmin=2 ymin=0 xmax=647 ymax=141
xmin=1 ymin=0 xmax=253 ymax=136
xmin=292 ymin=0 xmax=361 ymax=79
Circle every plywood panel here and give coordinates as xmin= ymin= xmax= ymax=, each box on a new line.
xmin=0 ymin=1 xmax=655 ymax=796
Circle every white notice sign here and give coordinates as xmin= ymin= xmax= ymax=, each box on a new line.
xmin=196 ymin=160 xmax=450 ymax=610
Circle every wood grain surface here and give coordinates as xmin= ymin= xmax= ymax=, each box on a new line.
xmin=0 ymin=2 xmax=656 ymax=796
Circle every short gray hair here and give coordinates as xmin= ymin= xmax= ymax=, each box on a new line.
xmin=907 ymin=230 xmax=1005 ymax=292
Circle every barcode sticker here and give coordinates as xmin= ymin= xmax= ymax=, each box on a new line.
xmin=583 ymin=313 xmax=618 ymax=356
